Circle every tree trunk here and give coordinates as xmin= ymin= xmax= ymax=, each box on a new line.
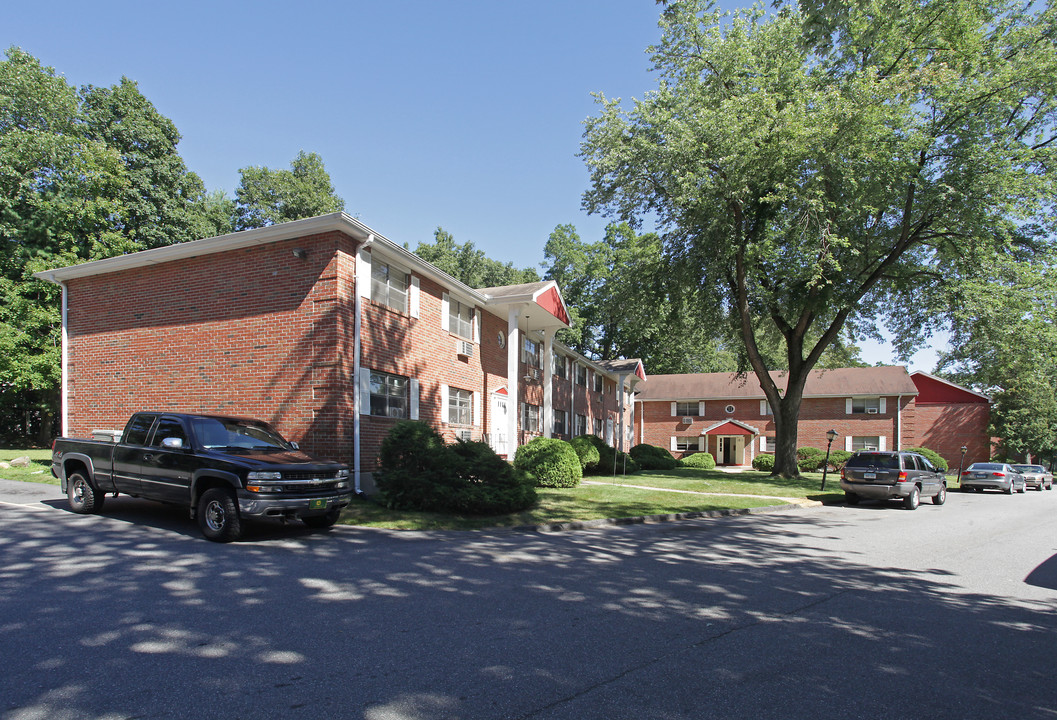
xmin=771 ymin=386 xmax=804 ymax=478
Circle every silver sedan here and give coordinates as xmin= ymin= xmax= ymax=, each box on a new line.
xmin=960 ymin=463 xmax=1026 ymax=494
xmin=1012 ymin=464 xmax=1053 ymax=491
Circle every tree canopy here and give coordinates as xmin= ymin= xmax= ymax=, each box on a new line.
xmin=412 ymin=227 xmax=539 ymax=288
xmin=580 ymin=0 xmax=1057 ymax=476
xmin=234 ymin=150 xmax=344 ymax=231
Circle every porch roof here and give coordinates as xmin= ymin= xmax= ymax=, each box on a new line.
xmin=700 ymin=419 xmax=760 ymax=436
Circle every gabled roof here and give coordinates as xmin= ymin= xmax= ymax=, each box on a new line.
xmin=478 ymin=281 xmax=571 ymax=331
xmin=638 ymin=366 xmax=918 ymax=401
xmin=910 ymin=371 xmax=991 ymax=403
xmin=596 ymin=358 xmax=647 ymax=383
xmin=700 ymin=418 xmax=760 ymax=436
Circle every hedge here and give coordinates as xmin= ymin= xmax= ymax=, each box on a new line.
xmin=629 ymin=443 xmax=680 ymax=470
xmin=514 ymin=437 xmax=583 ymax=488
xmin=681 ymin=452 xmax=716 ymax=470
xmin=904 ymin=446 xmax=949 ymax=471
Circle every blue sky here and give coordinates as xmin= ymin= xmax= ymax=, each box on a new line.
xmin=4 ymin=0 xmax=944 ymax=371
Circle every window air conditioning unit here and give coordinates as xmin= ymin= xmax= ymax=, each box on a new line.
xmin=866 ymin=408 xmax=878 ymax=414
xmin=457 ymin=340 xmax=473 ymax=357
xmin=531 ymin=368 xmax=540 ymax=379
xmin=681 ymin=417 xmax=695 ymax=425
xmin=457 ymin=429 xmax=473 ymax=442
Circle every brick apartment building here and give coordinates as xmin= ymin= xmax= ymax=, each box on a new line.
xmin=634 ymin=366 xmax=991 ymax=470
xmin=35 ymin=213 xmax=645 ymax=493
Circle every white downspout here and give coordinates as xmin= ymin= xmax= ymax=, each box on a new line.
xmin=59 ymin=279 xmax=69 ymax=437
xmin=542 ymin=330 xmax=553 ymax=438
xmin=896 ymin=394 xmax=902 ymax=451
xmin=353 ymin=241 xmax=371 ymax=495
xmin=507 ymin=309 xmax=520 ymax=454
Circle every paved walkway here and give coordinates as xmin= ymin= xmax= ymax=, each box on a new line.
xmin=581 ymin=479 xmax=822 ymax=507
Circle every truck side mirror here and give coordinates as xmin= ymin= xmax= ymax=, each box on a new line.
xmin=161 ymin=437 xmax=184 ymax=450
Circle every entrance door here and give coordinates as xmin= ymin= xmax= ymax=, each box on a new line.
xmin=490 ymin=393 xmax=510 ymax=457
xmin=719 ymin=436 xmax=737 ymax=465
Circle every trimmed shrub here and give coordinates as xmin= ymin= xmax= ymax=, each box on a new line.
xmin=514 ymin=437 xmax=583 ymax=488
xmin=904 ymin=446 xmax=949 ymax=472
xmin=797 ymin=446 xmax=827 ymax=472
xmin=827 ymin=449 xmax=852 ymax=471
xmin=630 ymin=443 xmax=680 ymax=471
xmin=570 ymin=435 xmax=601 ymax=471
xmin=571 ymin=434 xmax=639 ymax=475
xmin=680 ymin=451 xmax=716 ymax=470
xmin=752 ymin=454 xmax=775 ymax=472
xmin=375 ymin=421 xmax=536 ymax=514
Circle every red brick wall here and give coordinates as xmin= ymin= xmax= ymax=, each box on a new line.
xmin=906 ymin=400 xmax=991 ymax=469
xmin=65 ymin=231 xmax=359 ymax=462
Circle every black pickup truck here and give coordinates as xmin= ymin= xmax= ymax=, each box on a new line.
xmin=50 ymin=412 xmax=352 ymax=541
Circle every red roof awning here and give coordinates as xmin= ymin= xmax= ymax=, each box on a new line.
xmin=703 ymin=420 xmax=756 ymax=436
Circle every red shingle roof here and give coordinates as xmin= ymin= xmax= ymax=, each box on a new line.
xmin=637 ymin=366 xmax=918 ymax=401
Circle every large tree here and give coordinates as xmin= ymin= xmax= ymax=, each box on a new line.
xmin=234 ymin=150 xmax=344 ymax=230
xmin=412 ymin=227 xmax=539 ymax=288
xmin=581 ymin=0 xmax=1057 ymax=476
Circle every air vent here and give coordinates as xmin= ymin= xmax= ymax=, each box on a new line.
xmin=457 ymin=340 xmax=473 ymax=357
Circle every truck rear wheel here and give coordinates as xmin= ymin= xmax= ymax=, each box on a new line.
xmin=67 ymin=471 xmax=104 ymax=514
xmin=197 ymin=488 xmax=242 ymax=542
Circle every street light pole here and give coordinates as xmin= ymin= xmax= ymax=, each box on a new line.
xmin=820 ymin=429 xmax=839 ymax=491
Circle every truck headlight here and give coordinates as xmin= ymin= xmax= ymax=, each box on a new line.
xmin=248 ymin=471 xmax=282 ymax=481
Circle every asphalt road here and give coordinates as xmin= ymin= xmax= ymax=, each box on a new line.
xmin=1 ymin=479 xmax=1055 ymax=720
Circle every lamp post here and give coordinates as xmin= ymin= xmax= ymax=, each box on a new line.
xmin=957 ymin=445 xmax=967 ymax=488
xmin=820 ymin=429 xmax=839 ymax=491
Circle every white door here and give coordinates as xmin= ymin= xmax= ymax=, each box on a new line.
xmin=490 ymin=394 xmax=510 ymax=457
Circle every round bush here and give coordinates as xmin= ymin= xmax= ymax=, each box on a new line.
xmin=570 ymin=435 xmax=601 ymax=471
xmin=514 ymin=437 xmax=583 ymax=488
xmin=376 ymin=421 xmax=537 ymax=514
xmin=752 ymin=454 xmax=776 ymax=472
xmin=827 ymin=449 xmax=852 ymax=471
xmin=796 ymin=446 xmax=827 ymax=472
xmin=680 ymin=452 xmax=716 ymax=470
xmin=630 ymin=443 xmax=679 ymax=471
xmin=904 ymin=446 xmax=949 ymax=471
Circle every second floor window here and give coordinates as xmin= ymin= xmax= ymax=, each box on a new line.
xmin=553 ymin=351 xmax=567 ymax=379
xmin=449 ymin=299 xmax=473 ymax=339
xmin=676 ymin=401 xmax=700 ymax=417
xmin=593 ymin=371 xmax=603 ymax=393
xmin=371 ymin=262 xmax=408 ymax=313
xmin=522 ymin=337 xmax=540 ymax=368
xmin=575 ymin=363 xmax=588 ymax=386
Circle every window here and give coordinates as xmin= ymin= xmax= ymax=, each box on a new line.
xmin=851 ymin=397 xmax=881 ymax=414
xmin=761 ymin=436 xmax=775 ymax=452
xmin=447 ymin=387 xmax=473 ymax=425
xmin=594 ymin=418 xmax=603 ymax=437
xmin=675 ymin=402 xmax=699 ymax=417
xmin=448 ymin=298 xmax=473 ymax=339
xmin=575 ymin=414 xmax=587 ymax=436
xmin=123 ymin=414 xmax=157 ymax=446
xmin=150 ymin=418 xmax=188 ymax=447
xmin=553 ymin=409 xmax=569 ymax=436
xmin=370 ymin=371 xmax=408 ymax=418
xmin=675 ymin=437 xmax=700 ymax=452
xmin=575 ymin=363 xmax=587 ymax=386
xmin=592 ymin=371 xmax=603 ymax=393
xmin=553 ymin=350 xmax=567 ymax=379
xmin=371 ymin=262 xmax=408 ymax=313
xmin=852 ymin=436 xmax=881 ymax=451
xmin=522 ymin=337 xmax=540 ymax=368
xmin=521 ymin=403 xmax=540 ymax=433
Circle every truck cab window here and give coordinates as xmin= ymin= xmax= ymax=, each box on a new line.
xmin=123 ymin=414 xmax=157 ymax=445
xmin=150 ymin=418 xmax=188 ymax=447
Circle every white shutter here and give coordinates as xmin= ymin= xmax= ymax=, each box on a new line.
xmin=845 ymin=436 xmax=853 ymax=452
xmin=671 ymin=402 xmax=678 ymax=417
xmin=760 ymin=436 xmax=767 ymax=451
xmin=410 ymin=379 xmax=419 ymax=420
xmin=440 ymin=384 xmax=449 ymax=423
xmin=358 ymin=368 xmax=371 ymax=414
xmin=760 ymin=400 xmax=767 ymax=416
xmin=698 ymin=401 xmax=705 ymax=416
xmin=671 ymin=437 xmax=678 ymax=451
xmin=410 ymin=276 xmax=420 ymax=318
xmin=879 ymin=436 xmax=887 ymax=451
xmin=879 ymin=397 xmax=887 ymax=414
xmin=472 ymin=311 xmax=481 ymax=343
xmin=473 ymin=391 xmax=481 ymax=427
xmin=357 ymin=248 xmax=372 ymax=299
xmin=441 ymin=293 xmax=450 ymax=331
xmin=846 ymin=398 xmax=853 ymax=414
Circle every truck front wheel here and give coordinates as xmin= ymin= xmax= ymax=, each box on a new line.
xmin=197 ymin=488 xmax=242 ymax=542
xmin=67 ymin=471 xmax=104 ymax=514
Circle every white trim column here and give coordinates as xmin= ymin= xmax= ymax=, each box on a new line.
xmin=507 ymin=309 xmax=520 ymax=452
xmin=60 ymin=281 xmax=69 ymax=437
xmin=542 ymin=330 xmax=553 ymax=438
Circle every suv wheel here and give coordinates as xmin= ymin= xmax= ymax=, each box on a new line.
xmin=197 ymin=488 xmax=242 ymax=542
xmin=903 ymin=486 xmax=920 ymax=510
xmin=844 ymin=491 xmax=860 ymax=506
xmin=932 ymin=484 xmax=947 ymax=506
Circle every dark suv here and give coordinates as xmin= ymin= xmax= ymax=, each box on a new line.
xmin=840 ymin=450 xmax=947 ymax=510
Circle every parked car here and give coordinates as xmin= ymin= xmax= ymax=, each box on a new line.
xmin=51 ymin=412 xmax=352 ymax=541
xmin=840 ymin=450 xmax=947 ymax=510
xmin=960 ymin=463 xmax=1026 ymax=494
xmin=1011 ymin=464 xmax=1053 ymax=491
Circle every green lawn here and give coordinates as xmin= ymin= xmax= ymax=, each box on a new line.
xmin=0 ymin=449 xmax=56 ymax=484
